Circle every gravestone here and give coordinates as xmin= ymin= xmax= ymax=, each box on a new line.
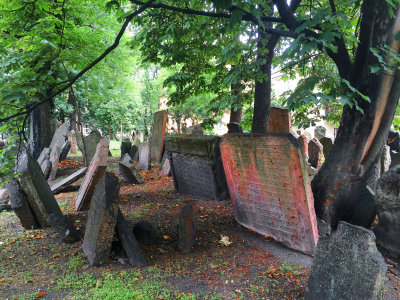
xmin=69 ymin=130 xmax=77 ymax=154
xmin=308 ymin=138 xmax=324 ymax=170
xmin=116 ymin=209 xmax=146 ymax=267
xmin=319 ymin=136 xmax=333 ymax=159
xmin=59 ymin=140 xmax=71 ymax=162
xmin=37 ymin=147 xmax=50 ymax=166
xmin=373 ymin=165 xmax=400 ymax=256
xmin=390 ymin=150 xmax=400 ymax=167
xmin=82 ymin=172 xmax=119 ymax=266
xmin=220 ymin=133 xmax=318 ymax=254
xmin=177 ymin=203 xmax=196 ymax=254
xmin=47 ymin=148 xmax=60 ymax=183
xmin=119 ymin=154 xmax=144 ymax=184
xmin=159 ymin=157 xmax=171 ymax=177
xmin=151 ymin=110 xmax=167 ymax=162
xmin=314 ymin=126 xmax=326 ymax=140
xmin=165 ymin=135 xmax=229 ymax=201
xmin=298 ymin=135 xmax=309 ymax=160
xmin=187 ymin=125 xmax=204 ymax=135
xmin=47 ymin=213 xmax=80 ymax=243
xmin=50 ymin=167 xmax=87 ymax=194
xmin=121 ymin=139 xmax=132 ymax=159
xmin=128 ymin=145 xmax=138 ymax=161
xmin=305 ymin=221 xmax=387 ymax=299
xmin=388 ymin=130 xmax=400 ymax=152
xmin=380 ymin=145 xmax=391 ymax=175
xmin=268 ymin=107 xmax=291 ymax=133
xmin=75 ymin=139 xmax=109 ymax=211
xmin=227 ymin=122 xmax=243 ymax=133
xmin=83 ymin=130 xmax=102 ymax=165
xmin=7 ymin=178 xmax=38 ymax=229
xmin=138 ymin=140 xmax=151 ymax=170
xmin=49 ymin=122 xmax=69 ymax=153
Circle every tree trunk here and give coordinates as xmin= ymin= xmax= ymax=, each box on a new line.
xmin=29 ymin=96 xmax=53 ymax=159
xmin=312 ymin=2 xmax=400 ymax=228
xmin=108 ymin=123 xmax=112 ymax=140
xmin=67 ymin=89 xmax=77 ymax=132
xmin=229 ymin=83 xmax=243 ymax=124
xmin=120 ymin=110 xmax=123 ymax=139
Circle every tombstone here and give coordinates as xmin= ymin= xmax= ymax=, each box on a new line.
xmin=116 ymin=209 xmax=146 ymax=267
xmin=132 ymin=221 xmax=158 ymax=246
xmin=319 ymin=136 xmax=333 ymax=159
xmin=47 ymin=148 xmax=60 ymax=183
xmin=380 ymin=145 xmax=391 ymax=175
xmin=308 ymin=138 xmax=324 ymax=170
xmin=268 ymin=107 xmax=291 ymax=133
xmin=75 ymin=139 xmax=109 ymax=211
xmin=6 ymin=178 xmax=38 ymax=229
xmin=151 ymin=110 xmax=167 ymax=163
xmin=305 ymin=221 xmax=387 ymax=299
xmin=220 ymin=133 xmax=318 ymax=254
xmin=119 ymin=154 xmax=144 ymax=184
xmin=138 ymin=140 xmax=151 ymax=170
xmin=37 ymin=147 xmax=50 ymax=166
xmin=49 ymin=122 xmax=69 ymax=154
xmin=159 ymin=157 xmax=171 ymax=177
xmin=132 ymin=136 xmax=141 ymax=147
xmin=40 ymin=159 xmax=52 ymax=179
xmin=373 ymin=165 xmax=400 ymax=256
xmin=187 ymin=125 xmax=204 ymax=135
xmin=388 ymin=130 xmax=400 ymax=152
xmin=128 ymin=145 xmax=138 ymax=161
xmin=165 ymin=135 xmax=229 ymax=201
xmin=83 ymin=130 xmax=102 ymax=165
xmin=50 ymin=167 xmax=87 ymax=194
xmin=59 ymin=140 xmax=71 ymax=162
xmin=177 ymin=203 xmax=196 ymax=254
xmin=313 ymin=126 xmax=326 ymax=140
xmin=82 ymin=172 xmax=119 ymax=266
xmin=227 ymin=122 xmax=243 ymax=133
xmin=69 ymin=130 xmax=77 ymax=154
xmin=121 ymin=139 xmax=132 ymax=159
xmin=390 ymin=150 xmax=400 ymax=168
xmin=47 ymin=214 xmax=80 ymax=243
xmin=298 ymin=135 xmax=309 ymax=160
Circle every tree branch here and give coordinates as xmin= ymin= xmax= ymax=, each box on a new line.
xmin=0 ymin=0 xmax=156 ymax=125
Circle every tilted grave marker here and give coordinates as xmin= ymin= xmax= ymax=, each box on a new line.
xmin=220 ymin=133 xmax=318 ymax=254
xmin=151 ymin=110 xmax=167 ymax=162
xmin=268 ymin=107 xmax=291 ymax=133
xmin=138 ymin=140 xmax=151 ymax=170
xmin=177 ymin=203 xmax=196 ymax=254
xmin=308 ymin=137 xmax=324 ymax=170
xmin=119 ymin=154 xmax=144 ymax=184
xmin=50 ymin=167 xmax=87 ymax=194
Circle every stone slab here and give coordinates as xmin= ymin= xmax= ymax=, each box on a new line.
xmin=51 ymin=167 xmax=87 ymax=194
xmin=59 ymin=140 xmax=71 ymax=162
xmin=319 ymin=136 xmax=333 ymax=159
xmin=49 ymin=123 xmax=69 ymax=154
xmin=75 ymin=139 xmax=109 ymax=211
xmin=47 ymin=213 xmax=80 ymax=244
xmin=84 ymin=130 xmax=102 ymax=165
xmin=116 ymin=208 xmax=146 ymax=268
xmin=37 ymin=147 xmax=50 ymax=166
xmin=47 ymin=147 xmax=59 ymax=183
xmin=151 ymin=110 xmax=167 ymax=162
xmin=119 ymin=154 xmax=144 ymax=184
xmin=159 ymin=157 xmax=171 ymax=177
xmin=298 ymin=135 xmax=309 ymax=160
xmin=177 ymin=203 xmax=196 ymax=254
xmin=82 ymin=172 xmax=119 ymax=266
xmin=220 ymin=133 xmax=318 ymax=254
xmin=305 ymin=221 xmax=387 ymax=299
xmin=121 ymin=140 xmax=131 ymax=159
xmin=138 ymin=141 xmax=151 ymax=170
xmin=268 ymin=107 xmax=291 ymax=133
xmin=308 ymin=138 xmax=323 ymax=170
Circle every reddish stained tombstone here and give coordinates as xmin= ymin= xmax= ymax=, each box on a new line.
xmin=220 ymin=133 xmax=318 ymax=254
xmin=151 ymin=110 xmax=167 ymax=162
xmin=308 ymin=137 xmax=324 ymax=170
xmin=75 ymin=139 xmax=109 ymax=211
xmin=298 ymin=135 xmax=309 ymax=160
xmin=268 ymin=107 xmax=291 ymax=133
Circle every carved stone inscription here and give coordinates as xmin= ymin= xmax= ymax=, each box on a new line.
xmin=220 ymin=133 xmax=318 ymax=254
xmin=171 ymin=153 xmax=218 ymax=200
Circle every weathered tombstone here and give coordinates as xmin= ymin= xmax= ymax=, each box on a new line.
xmin=268 ymin=107 xmax=291 ymax=133
xmin=37 ymin=147 xmax=50 ymax=166
xmin=82 ymin=172 xmax=119 ymax=266
xmin=40 ymin=159 xmax=52 ymax=179
xmin=177 ymin=203 xmax=196 ymax=254
xmin=50 ymin=167 xmax=88 ymax=194
xmin=305 ymin=221 xmax=387 ymax=300
xmin=159 ymin=157 xmax=171 ymax=177
xmin=75 ymin=139 xmax=109 ymax=211
xmin=388 ymin=129 xmax=400 ymax=152
xmin=319 ymin=136 xmax=333 ymax=159
xmin=150 ymin=110 xmax=167 ymax=163
xmin=220 ymin=133 xmax=318 ymax=254
xmin=49 ymin=122 xmax=70 ymax=154
xmin=313 ymin=126 xmax=326 ymax=140
xmin=298 ymin=135 xmax=309 ymax=160
xmin=128 ymin=145 xmax=138 ymax=161
xmin=69 ymin=130 xmax=77 ymax=154
xmin=138 ymin=140 xmax=151 ymax=170
xmin=380 ymin=145 xmax=391 ymax=175
xmin=187 ymin=125 xmax=204 ymax=135
xmin=47 ymin=148 xmax=60 ymax=183
xmin=121 ymin=139 xmax=132 ymax=159
xmin=59 ymin=140 xmax=71 ymax=162
xmin=165 ymin=135 xmax=229 ymax=201
xmin=83 ymin=130 xmax=102 ymax=165
xmin=116 ymin=209 xmax=146 ymax=268
xmin=119 ymin=154 xmax=144 ymax=184
xmin=308 ymin=138 xmax=324 ymax=170
xmin=47 ymin=214 xmax=80 ymax=243
xmin=6 ymin=178 xmax=39 ymax=229
xmin=227 ymin=122 xmax=243 ymax=133
xmin=390 ymin=150 xmax=400 ymax=167
xmin=373 ymin=165 xmax=400 ymax=256
xmin=132 ymin=136 xmax=141 ymax=147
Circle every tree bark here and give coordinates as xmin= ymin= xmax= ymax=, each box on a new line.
xmin=67 ymin=89 xmax=77 ymax=132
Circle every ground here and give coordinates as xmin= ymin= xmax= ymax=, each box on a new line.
xmin=0 ymin=146 xmax=399 ymax=299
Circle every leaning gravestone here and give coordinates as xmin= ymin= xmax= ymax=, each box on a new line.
xmin=165 ymin=135 xmax=229 ymax=201
xmin=268 ymin=107 xmax=291 ymax=133
xmin=49 ymin=122 xmax=70 ymax=153
xmin=59 ymin=140 xmax=71 ymax=162
xmin=159 ymin=157 xmax=171 ymax=177
xmin=380 ymin=145 xmax=391 ymax=175
xmin=314 ymin=126 xmax=326 ymax=140
xmin=119 ymin=154 xmax=144 ymax=184
xmin=75 ymin=139 xmax=109 ymax=211
xmin=373 ymin=165 xmax=400 ymax=256
xmin=308 ymin=138 xmax=324 ymax=170
xmin=50 ymin=167 xmax=87 ymax=194
xmin=116 ymin=208 xmax=146 ymax=268
xmin=177 ymin=203 xmax=196 ymax=254
xmin=151 ymin=110 xmax=167 ymax=163
xmin=37 ymin=147 xmax=50 ymax=167
xmin=138 ymin=140 xmax=151 ymax=170
xmin=319 ymin=136 xmax=333 ymax=159
xmin=7 ymin=178 xmax=39 ymax=229
xmin=220 ymin=133 xmax=318 ymax=254
xmin=121 ymin=139 xmax=132 ymax=159
xmin=129 ymin=145 xmax=138 ymax=161
xmin=305 ymin=221 xmax=387 ymax=299
xmin=47 ymin=147 xmax=60 ymax=183
xmin=83 ymin=130 xmax=102 ymax=165
xmin=82 ymin=172 xmax=119 ymax=266
xmin=390 ymin=150 xmax=400 ymax=167
xmin=298 ymin=135 xmax=309 ymax=160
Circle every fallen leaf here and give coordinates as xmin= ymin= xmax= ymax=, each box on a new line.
xmin=163 ymin=235 xmax=170 ymax=240
xmin=36 ymin=292 xmax=46 ymax=298
xmin=219 ymin=235 xmax=232 ymax=246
